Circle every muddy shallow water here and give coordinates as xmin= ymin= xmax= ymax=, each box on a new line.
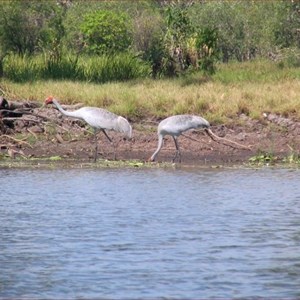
xmin=1 ymin=167 xmax=300 ymax=298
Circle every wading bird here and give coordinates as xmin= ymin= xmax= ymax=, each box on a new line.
xmin=149 ymin=114 xmax=210 ymax=163
xmin=45 ymin=96 xmax=132 ymax=162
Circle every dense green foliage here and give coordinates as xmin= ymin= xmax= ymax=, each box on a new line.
xmin=0 ymin=0 xmax=299 ymax=82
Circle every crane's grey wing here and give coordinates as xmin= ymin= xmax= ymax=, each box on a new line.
xmin=77 ymin=107 xmax=132 ymax=137
xmin=159 ymin=115 xmax=209 ymax=135
xmin=78 ymin=107 xmax=117 ymax=128
xmin=158 ymin=115 xmax=194 ymax=134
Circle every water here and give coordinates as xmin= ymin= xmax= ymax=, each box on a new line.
xmin=1 ymin=167 xmax=300 ymax=299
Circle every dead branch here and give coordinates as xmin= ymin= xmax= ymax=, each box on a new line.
xmin=27 ymin=128 xmax=38 ymax=139
xmin=205 ymin=128 xmax=251 ymax=150
xmin=7 ymin=148 xmax=27 ymax=159
xmin=15 ymin=110 xmax=55 ymax=122
xmin=2 ymin=117 xmax=41 ymax=123
xmin=1 ymin=134 xmax=33 ymax=148
xmin=181 ymin=129 xmax=251 ymax=151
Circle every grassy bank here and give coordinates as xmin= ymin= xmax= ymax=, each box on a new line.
xmin=1 ymin=60 xmax=299 ymax=124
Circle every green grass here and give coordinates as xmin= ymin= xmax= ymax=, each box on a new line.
xmin=214 ymin=59 xmax=300 ymax=84
xmin=1 ymin=59 xmax=299 ymax=125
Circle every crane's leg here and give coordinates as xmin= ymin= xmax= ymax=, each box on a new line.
xmin=172 ymin=136 xmax=181 ymax=163
xmin=101 ymin=129 xmax=116 ymax=160
xmin=94 ymin=130 xmax=98 ymax=162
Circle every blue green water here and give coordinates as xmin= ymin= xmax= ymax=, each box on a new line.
xmin=1 ymin=168 xmax=300 ymax=298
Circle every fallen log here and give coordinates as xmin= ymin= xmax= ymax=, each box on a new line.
xmin=5 ymin=99 xmax=41 ymax=110
xmin=0 ymin=109 xmax=24 ymax=118
xmin=0 ymin=96 xmax=9 ymax=109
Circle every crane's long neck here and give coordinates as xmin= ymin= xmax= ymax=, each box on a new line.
xmin=52 ymin=99 xmax=80 ymax=119
xmin=150 ymin=134 xmax=164 ymax=161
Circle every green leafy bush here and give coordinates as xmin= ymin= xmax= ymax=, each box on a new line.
xmin=80 ymin=10 xmax=132 ymax=55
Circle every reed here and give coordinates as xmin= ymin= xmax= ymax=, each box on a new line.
xmin=42 ymin=56 xmax=78 ymax=80
xmin=3 ymin=52 xmax=150 ymax=83
xmin=77 ymin=54 xmax=150 ymax=83
xmin=3 ymin=54 xmax=42 ymax=82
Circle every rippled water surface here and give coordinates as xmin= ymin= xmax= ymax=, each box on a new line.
xmin=1 ymin=167 xmax=300 ymax=299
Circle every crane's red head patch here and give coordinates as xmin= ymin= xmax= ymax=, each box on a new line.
xmin=45 ymin=96 xmax=54 ymax=105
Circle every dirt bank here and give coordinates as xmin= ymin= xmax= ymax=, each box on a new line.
xmin=0 ymin=98 xmax=299 ymax=165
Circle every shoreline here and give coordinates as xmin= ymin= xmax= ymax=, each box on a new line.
xmin=1 ymin=123 xmax=299 ymax=169
xmin=0 ymin=101 xmax=299 ymax=168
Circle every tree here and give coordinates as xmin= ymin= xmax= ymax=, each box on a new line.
xmin=163 ymin=2 xmax=194 ymax=75
xmin=0 ymin=0 xmax=64 ymax=56
xmin=273 ymin=1 xmax=300 ymax=48
xmin=132 ymin=10 xmax=166 ymax=78
xmin=0 ymin=1 xmax=39 ymax=55
xmin=195 ymin=27 xmax=218 ymax=74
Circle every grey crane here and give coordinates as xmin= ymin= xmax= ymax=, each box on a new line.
xmin=149 ymin=114 xmax=210 ymax=163
xmin=45 ymin=96 xmax=132 ymax=162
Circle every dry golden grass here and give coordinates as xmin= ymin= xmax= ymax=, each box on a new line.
xmin=2 ymin=60 xmax=299 ymax=125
